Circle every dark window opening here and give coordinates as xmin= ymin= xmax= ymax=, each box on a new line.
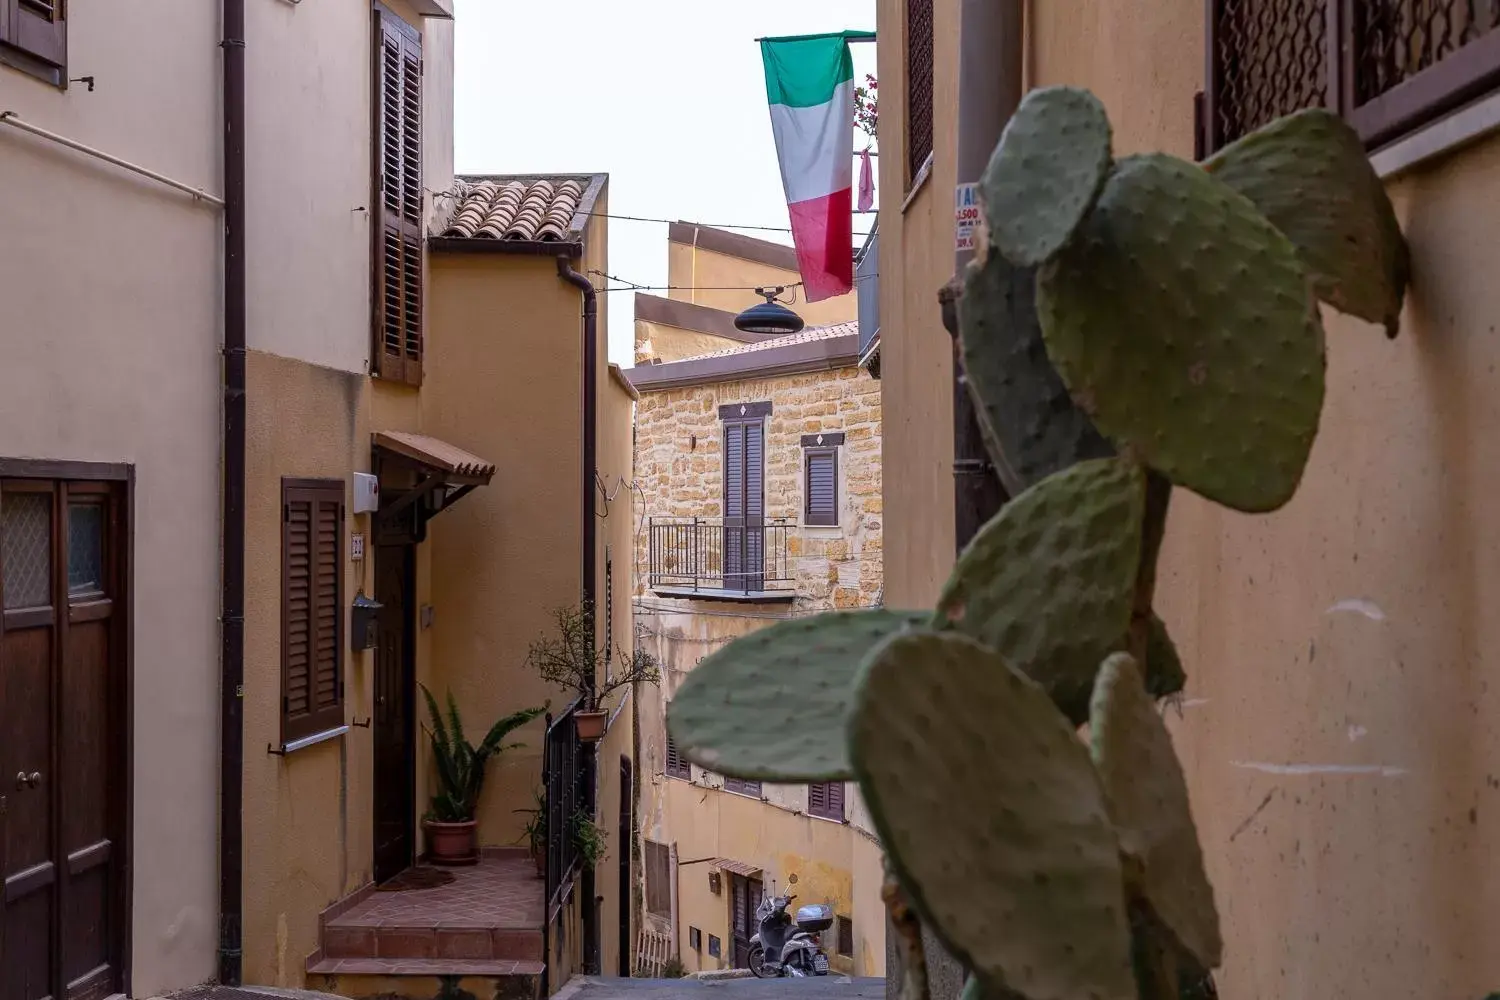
xmin=723 ymin=776 xmax=762 ymax=798
xmin=665 ymin=731 xmax=691 ymax=780
xmin=645 ymin=839 xmax=672 ymax=917
xmin=1204 ymin=0 xmax=1500 ymax=154
xmin=905 ymin=0 xmax=934 ymax=185
xmin=837 ymin=915 xmax=853 ymax=957
xmin=689 ymin=926 xmax=702 ymax=951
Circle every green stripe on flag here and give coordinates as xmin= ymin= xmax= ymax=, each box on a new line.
xmin=760 ymin=32 xmax=857 ymax=109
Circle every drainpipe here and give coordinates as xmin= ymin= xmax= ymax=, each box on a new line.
xmin=218 ymin=0 xmax=248 ymax=985
xmin=944 ymin=0 xmax=1025 ymax=554
xmin=557 ymin=256 xmax=601 ymax=974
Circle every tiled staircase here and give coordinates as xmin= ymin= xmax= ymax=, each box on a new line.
xmin=306 ymin=850 xmax=545 ymax=1000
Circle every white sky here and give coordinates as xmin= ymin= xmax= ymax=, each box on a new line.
xmin=452 ymin=0 xmax=879 ymax=366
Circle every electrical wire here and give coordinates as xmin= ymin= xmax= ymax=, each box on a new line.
xmin=587 ymin=269 xmax=878 ymax=296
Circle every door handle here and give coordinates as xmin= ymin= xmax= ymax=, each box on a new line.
xmin=15 ymin=771 xmax=39 ymax=790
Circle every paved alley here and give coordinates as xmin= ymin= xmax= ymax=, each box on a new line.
xmin=556 ymin=977 xmax=885 ymax=1000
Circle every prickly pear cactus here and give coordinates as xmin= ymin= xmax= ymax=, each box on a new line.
xmin=661 ymin=86 xmax=1410 ymax=1000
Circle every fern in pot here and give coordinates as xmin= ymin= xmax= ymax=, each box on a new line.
xmin=421 ymin=683 xmax=547 ymax=865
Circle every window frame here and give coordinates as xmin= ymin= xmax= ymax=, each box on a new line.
xmin=664 ymin=730 xmax=691 ymax=780
xmin=807 ymin=781 xmax=845 ymax=822
xmin=836 ymin=915 xmax=854 ymax=957
xmin=1202 ymin=0 xmax=1500 ymax=155
xmin=904 ymin=0 xmax=935 ymax=192
xmin=0 ymin=0 xmax=67 ymax=87
xmin=644 ymin=839 xmax=672 ymax=917
xmin=280 ymin=477 xmax=347 ymax=746
xmin=801 ymin=432 xmax=845 ymax=528
xmin=372 ymin=3 xmax=425 ymax=387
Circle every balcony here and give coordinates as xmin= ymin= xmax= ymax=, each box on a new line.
xmin=646 ymin=516 xmax=796 ymax=601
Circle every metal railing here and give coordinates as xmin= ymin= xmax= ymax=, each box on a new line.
xmin=646 ymin=516 xmax=796 ymax=594
xmin=543 ymin=697 xmax=585 ymax=918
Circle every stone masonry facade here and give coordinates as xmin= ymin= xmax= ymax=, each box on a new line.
xmin=633 ymin=364 xmax=883 ymax=611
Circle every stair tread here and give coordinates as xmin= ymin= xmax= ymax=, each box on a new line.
xmin=306 ymin=956 xmax=545 ymax=976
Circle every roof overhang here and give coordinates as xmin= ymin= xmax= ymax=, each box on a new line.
xmin=623 ymin=333 xmax=861 ymax=393
xmin=712 ymin=858 xmax=763 ymax=878
xmin=372 ymin=431 xmax=495 ymax=541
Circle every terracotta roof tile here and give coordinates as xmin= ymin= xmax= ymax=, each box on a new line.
xmin=674 ymin=322 xmax=858 ymax=362
xmin=439 ymin=176 xmax=592 ymax=241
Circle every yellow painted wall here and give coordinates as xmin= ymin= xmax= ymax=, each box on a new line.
xmin=874 ymin=0 xmax=961 ymax=609
xmin=667 ymin=243 xmax=858 ymax=329
xmin=880 ymin=1 xmax=1500 ymax=996
xmin=0 ymin=2 xmax=222 ymax=987
xmin=634 ymin=320 xmax=746 ymax=364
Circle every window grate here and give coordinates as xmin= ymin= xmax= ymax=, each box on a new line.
xmin=1212 ymin=0 xmax=1328 ymax=148
xmin=906 ymin=0 xmax=934 ymax=185
xmin=1354 ymin=1 xmax=1500 ymax=103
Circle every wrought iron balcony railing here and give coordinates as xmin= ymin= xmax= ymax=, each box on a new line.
xmin=647 ymin=516 xmax=796 ymax=595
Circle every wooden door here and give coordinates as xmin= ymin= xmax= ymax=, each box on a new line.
xmin=721 ymin=420 xmax=764 ymax=593
xmin=373 ymin=542 xmax=415 ymax=883
xmin=1 ymin=477 xmax=128 ymax=1000
xmin=729 ymin=873 xmax=763 ymax=969
xmin=616 ymin=756 xmax=632 ymax=976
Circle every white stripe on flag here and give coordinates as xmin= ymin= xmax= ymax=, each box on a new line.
xmin=767 ymin=77 xmax=855 ymax=205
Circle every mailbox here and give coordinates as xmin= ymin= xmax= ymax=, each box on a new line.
xmin=351 ymin=591 xmax=384 ymax=651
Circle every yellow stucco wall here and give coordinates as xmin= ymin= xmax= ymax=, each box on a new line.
xmin=633 ymin=321 xmax=746 ymax=365
xmin=880 ymin=1 xmax=1500 ymax=996
xmin=666 ymin=243 xmax=858 ymax=329
xmin=0 ymin=3 xmax=222 ymax=992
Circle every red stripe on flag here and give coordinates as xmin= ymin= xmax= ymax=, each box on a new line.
xmin=788 ymin=186 xmax=854 ymax=303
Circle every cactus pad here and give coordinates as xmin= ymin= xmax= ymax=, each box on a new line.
xmin=1090 ymin=653 xmax=1222 ymax=970
xmin=1144 ymin=613 xmax=1186 ymax=701
xmin=933 ymin=457 xmax=1145 ymax=725
xmin=981 ymin=86 xmax=1112 ymax=266
xmin=850 ymin=631 xmax=1135 ymax=1000
xmin=666 ymin=609 xmax=926 ymax=781
xmin=959 ymin=252 xmax=1115 ymax=495
xmin=1206 ymin=108 xmax=1409 ymax=338
xmin=1038 ymin=153 xmax=1326 ymax=513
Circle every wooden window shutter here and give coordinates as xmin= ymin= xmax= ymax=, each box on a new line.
xmin=905 ymin=0 xmax=934 ymax=185
xmin=645 ymin=840 xmax=672 ymax=916
xmin=372 ymin=6 xmax=424 ymax=386
xmin=282 ymin=479 xmax=345 ymax=743
xmin=724 ymin=776 xmax=762 ymax=798
xmin=808 ymin=781 xmax=844 ymax=821
xmin=665 ymin=731 xmax=690 ymax=779
xmin=805 ymin=448 xmax=838 ymax=526
xmin=3 ymin=0 xmax=68 ymax=81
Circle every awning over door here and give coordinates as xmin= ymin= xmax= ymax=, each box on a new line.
xmin=713 ymin=858 xmax=762 ymax=878
xmin=372 ymin=430 xmax=496 ymax=541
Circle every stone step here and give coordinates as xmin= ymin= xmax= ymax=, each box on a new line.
xmin=304 ymin=958 xmax=543 ymax=1000
xmin=321 ymin=923 xmax=544 ymax=961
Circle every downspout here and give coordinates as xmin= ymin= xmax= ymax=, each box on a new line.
xmin=943 ymin=0 xmax=1025 ymax=552
xmin=557 ymin=256 xmax=601 ymax=974
xmin=218 ymin=0 xmax=248 ymax=985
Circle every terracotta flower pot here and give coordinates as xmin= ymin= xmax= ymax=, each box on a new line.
xmin=423 ymin=819 xmax=479 ymax=866
xmin=575 ymin=709 xmax=608 ymax=742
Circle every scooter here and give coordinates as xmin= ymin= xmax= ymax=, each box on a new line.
xmin=747 ymin=878 xmax=832 ymax=978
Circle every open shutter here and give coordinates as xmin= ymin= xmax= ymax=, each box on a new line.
xmin=6 ymin=0 xmax=67 ymax=77
xmin=373 ymin=8 xmax=424 ymax=386
xmin=282 ymin=480 xmax=345 ymax=743
xmin=805 ymin=449 xmax=838 ymax=526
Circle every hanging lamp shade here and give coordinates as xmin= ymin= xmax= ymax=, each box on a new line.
xmin=735 ymin=287 xmax=806 ymax=335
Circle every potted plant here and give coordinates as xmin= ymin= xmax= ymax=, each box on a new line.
xmin=525 ymin=600 xmax=660 ymax=743
xmin=571 ymin=809 xmax=608 ymax=870
xmin=513 ymin=786 xmax=547 ymax=878
xmin=421 ymin=683 xmax=547 ymax=866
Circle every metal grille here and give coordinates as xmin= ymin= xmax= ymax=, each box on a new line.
xmin=1355 ymin=0 xmax=1500 ymax=103
xmin=1214 ymin=0 xmax=1328 ymax=145
xmin=906 ymin=0 xmax=934 ymax=184
xmin=544 ymin=700 xmax=585 ymax=916
xmin=2 ymin=493 xmax=51 ymax=610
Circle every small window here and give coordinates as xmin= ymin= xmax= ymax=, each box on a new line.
xmin=804 ymin=449 xmax=838 ymax=526
xmin=2 ymin=491 xmax=51 ymax=610
xmin=689 ymin=926 xmax=702 ymax=952
xmin=0 ymin=0 xmax=68 ymax=87
xmin=808 ymin=781 xmax=845 ymax=822
xmin=905 ymin=0 xmax=934 ymax=186
xmin=665 ymin=731 xmax=691 ymax=780
xmin=281 ymin=479 xmax=346 ymax=743
xmin=837 ymin=915 xmax=853 ymax=957
xmin=708 ymin=934 xmax=722 ymax=958
xmin=723 ymin=776 xmax=762 ymax=798
xmin=645 ymin=839 xmax=672 ymax=917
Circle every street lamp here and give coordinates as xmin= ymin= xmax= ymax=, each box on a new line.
xmin=734 ymin=285 xmax=805 ymax=336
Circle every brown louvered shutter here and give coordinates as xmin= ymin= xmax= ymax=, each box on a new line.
xmin=282 ymin=479 xmax=345 ymax=743
xmin=805 ymin=448 xmax=838 ymax=526
xmin=5 ymin=0 xmax=67 ymax=79
xmin=808 ymin=781 xmax=844 ymax=821
xmin=665 ymin=731 xmax=690 ymax=779
xmin=373 ymin=7 xmax=424 ymax=386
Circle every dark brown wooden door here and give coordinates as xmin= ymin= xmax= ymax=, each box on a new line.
xmin=730 ymin=873 xmax=763 ymax=969
xmin=1 ymin=479 xmax=127 ymax=1000
xmin=722 ymin=420 xmax=764 ymax=593
xmin=617 ymin=756 xmax=632 ymax=976
xmin=373 ymin=541 xmax=415 ymax=883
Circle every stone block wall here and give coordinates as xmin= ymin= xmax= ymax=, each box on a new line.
xmin=632 ymin=363 xmax=883 ymax=612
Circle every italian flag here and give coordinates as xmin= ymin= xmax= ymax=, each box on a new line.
xmin=760 ymin=31 xmax=872 ymax=302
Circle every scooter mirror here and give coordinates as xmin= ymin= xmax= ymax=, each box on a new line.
xmin=787 ymin=873 xmax=799 ymax=885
